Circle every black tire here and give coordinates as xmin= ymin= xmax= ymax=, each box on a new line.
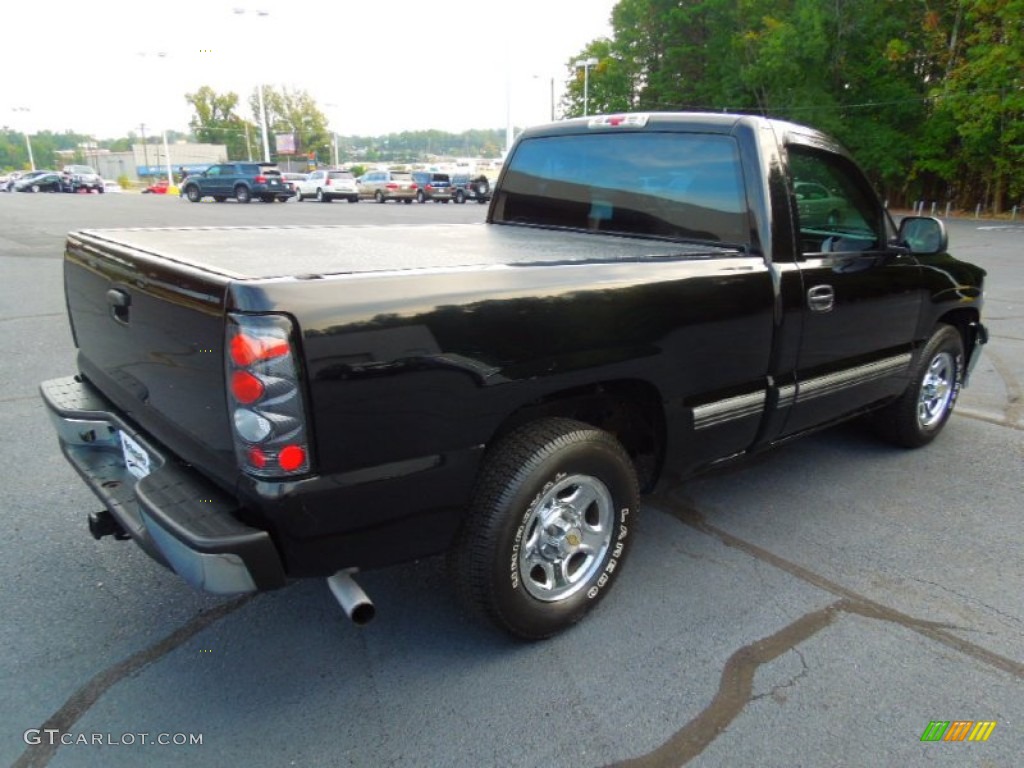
xmin=403 ymin=198 xmax=413 ymax=204
xmin=316 ymin=188 xmax=327 ymax=202
xmin=185 ymin=185 xmax=201 ymax=202
xmin=348 ymin=196 xmax=358 ymax=203
xmin=235 ymin=185 xmax=251 ymax=203
xmin=295 ymin=192 xmax=303 ymax=201
xmin=213 ymin=196 xmax=226 ymax=203
xmin=30 ymin=184 xmax=40 ymax=193
xmin=375 ymin=190 xmax=385 ymax=204
xmin=872 ymin=324 xmax=964 ymax=448
xmin=449 ymin=418 xmax=639 ymax=640
xmin=455 ymin=190 xmax=465 ymax=204
xmin=260 ymin=195 xmax=274 ymax=203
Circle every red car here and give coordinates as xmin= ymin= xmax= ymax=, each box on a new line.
xmin=142 ymin=180 xmax=170 ymax=194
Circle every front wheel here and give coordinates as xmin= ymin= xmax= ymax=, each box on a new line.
xmin=449 ymin=418 xmax=639 ymax=640
xmin=185 ymin=185 xmax=201 ymax=203
xmin=872 ymin=324 xmax=964 ymax=448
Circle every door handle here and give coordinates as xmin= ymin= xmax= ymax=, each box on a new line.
xmin=807 ymin=284 xmax=834 ymax=313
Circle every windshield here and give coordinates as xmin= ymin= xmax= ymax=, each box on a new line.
xmin=495 ymin=132 xmax=749 ymax=244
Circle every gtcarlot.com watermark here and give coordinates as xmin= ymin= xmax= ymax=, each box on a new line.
xmin=24 ymin=729 xmax=203 ymax=747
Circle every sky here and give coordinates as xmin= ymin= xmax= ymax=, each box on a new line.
xmin=4 ymin=0 xmax=618 ymax=141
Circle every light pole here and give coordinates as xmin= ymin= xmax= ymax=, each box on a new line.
xmin=574 ymin=57 xmax=599 ymax=117
xmin=12 ymin=107 xmax=35 ymax=170
xmin=233 ymin=8 xmax=272 ymax=163
xmin=325 ymin=102 xmax=341 ymax=167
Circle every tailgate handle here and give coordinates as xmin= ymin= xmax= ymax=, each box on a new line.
xmin=106 ymin=289 xmax=131 ymax=323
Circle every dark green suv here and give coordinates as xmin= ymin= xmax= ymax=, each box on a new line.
xmin=181 ymin=163 xmax=293 ymax=203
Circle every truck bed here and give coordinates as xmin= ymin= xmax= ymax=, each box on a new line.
xmin=74 ymin=223 xmax=735 ymax=280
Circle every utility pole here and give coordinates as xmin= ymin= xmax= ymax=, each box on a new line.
xmin=139 ymin=124 xmax=150 ymax=180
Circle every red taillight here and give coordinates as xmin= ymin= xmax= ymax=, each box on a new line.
xmin=278 ymin=445 xmax=306 ymax=472
xmin=226 ymin=315 xmax=311 ymax=478
xmin=426 ymin=185 xmax=433 ymax=191
xmin=230 ymin=333 xmax=289 ymax=366
xmin=255 ymin=175 xmax=267 ymax=183
xmin=248 ymin=447 xmax=267 ymax=469
xmin=386 ymin=183 xmax=398 ymax=189
xmin=230 ymin=370 xmax=265 ymax=404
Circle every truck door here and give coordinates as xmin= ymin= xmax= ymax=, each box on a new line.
xmin=776 ymin=144 xmax=924 ymax=437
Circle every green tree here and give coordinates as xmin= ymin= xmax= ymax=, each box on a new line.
xmin=938 ymin=0 xmax=1024 ymax=212
xmin=185 ymin=86 xmax=254 ymax=160
xmin=249 ymin=86 xmax=330 ymax=163
xmin=561 ymin=38 xmax=637 ymax=117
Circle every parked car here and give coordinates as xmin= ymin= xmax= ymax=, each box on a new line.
xmin=410 ymin=171 xmax=453 ymax=203
xmin=3 ymin=170 xmax=31 ymax=192
xmin=142 ymin=180 xmax=171 ymax=194
xmin=15 ymin=172 xmax=67 ymax=193
xmin=103 ymin=179 xmax=123 ymax=193
xmin=793 ymin=181 xmax=848 ymax=227
xmin=180 ymin=162 xmax=293 ymax=203
xmin=40 ymin=112 xmax=987 ymax=640
xmin=450 ymin=173 xmax=492 ymax=204
xmin=62 ymin=165 xmax=105 ymax=193
xmin=280 ymin=172 xmax=307 ymax=199
xmin=296 ymin=170 xmax=359 ymax=203
xmin=357 ymin=170 xmax=417 ymax=203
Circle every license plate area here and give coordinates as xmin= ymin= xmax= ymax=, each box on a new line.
xmin=119 ymin=431 xmax=151 ymax=480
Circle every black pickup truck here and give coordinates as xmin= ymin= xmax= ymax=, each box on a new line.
xmin=41 ymin=113 xmax=987 ymax=639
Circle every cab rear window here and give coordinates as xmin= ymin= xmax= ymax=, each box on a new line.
xmin=495 ymin=133 xmax=749 ymax=244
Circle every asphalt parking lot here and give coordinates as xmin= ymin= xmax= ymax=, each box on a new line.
xmin=1 ymin=192 xmax=1021 ymax=767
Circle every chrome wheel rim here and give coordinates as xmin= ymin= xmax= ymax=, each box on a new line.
xmin=918 ymin=351 xmax=955 ymax=429
xmin=517 ymin=474 xmax=614 ymax=602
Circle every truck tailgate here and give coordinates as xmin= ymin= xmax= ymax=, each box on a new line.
xmin=64 ymin=231 xmax=237 ymax=486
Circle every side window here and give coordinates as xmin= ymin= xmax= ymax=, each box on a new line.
xmin=787 ymin=147 xmax=883 ymax=254
xmin=206 ymin=166 xmax=221 ymax=178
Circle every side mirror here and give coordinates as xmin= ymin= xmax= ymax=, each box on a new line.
xmin=898 ymin=216 xmax=947 ymax=255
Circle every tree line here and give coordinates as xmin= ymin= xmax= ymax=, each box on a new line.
xmin=560 ymin=0 xmax=1023 ymax=213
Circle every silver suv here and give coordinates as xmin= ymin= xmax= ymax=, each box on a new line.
xmin=62 ymin=165 xmax=104 ymax=193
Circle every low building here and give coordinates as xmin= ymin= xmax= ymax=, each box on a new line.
xmin=83 ymin=142 xmax=228 ymax=182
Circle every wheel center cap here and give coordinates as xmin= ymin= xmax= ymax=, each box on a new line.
xmin=564 ymin=530 xmax=582 ymax=552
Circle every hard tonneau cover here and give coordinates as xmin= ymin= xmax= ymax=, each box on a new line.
xmin=73 ymin=223 xmax=738 ymax=281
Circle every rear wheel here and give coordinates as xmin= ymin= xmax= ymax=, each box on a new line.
xmin=454 ymin=190 xmax=465 ymax=204
xmin=375 ymin=190 xmax=385 ymax=204
xmin=316 ymin=188 xmax=327 ymax=202
xmin=449 ymin=418 xmax=638 ymax=640
xmin=872 ymin=324 xmax=964 ymax=448
xmin=416 ymin=190 xmax=426 ymax=204
xmin=235 ymin=185 xmax=251 ymax=203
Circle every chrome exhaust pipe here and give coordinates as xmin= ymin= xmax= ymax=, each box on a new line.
xmin=327 ymin=571 xmax=376 ymax=626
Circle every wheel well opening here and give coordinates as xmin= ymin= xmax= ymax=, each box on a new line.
xmin=937 ymin=308 xmax=981 ymax=358
xmin=491 ymin=380 xmax=666 ymax=492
